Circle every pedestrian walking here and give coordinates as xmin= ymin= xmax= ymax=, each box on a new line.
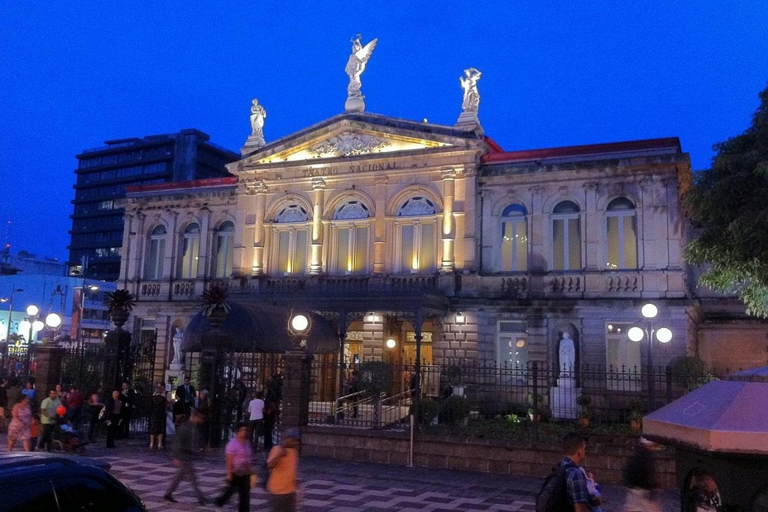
xmin=149 ymin=385 xmax=168 ymax=450
xmin=163 ymin=410 xmax=206 ymax=506
xmin=105 ymin=390 xmax=123 ymax=449
xmin=214 ymin=422 xmax=253 ymax=512
xmin=267 ymin=427 xmax=301 ymax=512
xmin=536 ymin=433 xmax=593 ymax=512
xmin=38 ymin=388 xmax=61 ymax=452
xmin=622 ymin=437 xmax=662 ymax=512
xmin=7 ymin=395 xmax=32 ymax=452
xmin=175 ymin=376 xmax=196 ymax=416
xmin=248 ymin=391 xmax=265 ymax=449
xmin=87 ymin=393 xmax=104 ymax=441
xmin=120 ymin=381 xmax=137 ymax=438
xmin=21 ymin=381 xmax=36 ymax=410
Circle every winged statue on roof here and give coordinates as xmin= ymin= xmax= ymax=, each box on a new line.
xmin=344 ymin=35 xmax=378 ymax=112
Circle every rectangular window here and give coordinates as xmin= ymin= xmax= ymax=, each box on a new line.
xmin=354 ymin=226 xmax=368 ymax=273
xmin=401 ymin=225 xmax=415 ymax=271
xmin=293 ymin=230 xmax=307 ymax=274
xmin=501 ymin=219 xmax=528 ymax=271
xmin=399 ymin=223 xmax=436 ymax=272
xmin=607 ymin=216 xmax=638 ymax=269
xmin=498 ymin=321 xmax=528 ymax=383
xmin=181 ymin=236 xmax=199 ymax=279
xmin=421 ymin=223 xmax=435 ymax=270
xmin=553 ymin=218 xmax=581 ymax=270
xmin=336 ymin=229 xmax=350 ymax=273
xmin=278 ymin=232 xmax=290 ymax=273
xmin=605 ymin=322 xmax=641 ymax=391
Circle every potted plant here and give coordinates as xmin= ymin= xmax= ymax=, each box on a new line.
xmin=628 ymin=398 xmax=646 ymax=432
xmin=103 ymin=289 xmax=136 ymax=329
xmin=527 ymin=392 xmax=544 ymax=422
xmin=446 ymin=364 xmax=464 ymax=396
xmin=577 ymin=394 xmax=592 ymax=428
xmin=358 ymin=361 xmax=393 ymax=427
xmin=200 ymin=284 xmax=231 ymax=328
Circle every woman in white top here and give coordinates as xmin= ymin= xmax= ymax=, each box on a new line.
xmin=247 ymin=391 xmax=265 ymax=450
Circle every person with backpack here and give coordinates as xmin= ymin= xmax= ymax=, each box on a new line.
xmin=536 ymin=432 xmax=593 ymax=512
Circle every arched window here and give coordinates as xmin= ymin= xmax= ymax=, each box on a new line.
xmin=213 ymin=221 xmax=234 ymax=278
xmin=552 ymin=201 xmax=581 ymax=270
xmin=179 ymin=223 xmax=200 ymax=279
xmin=606 ymin=197 xmax=637 ymax=269
xmin=333 ymin=201 xmax=370 ymax=274
xmin=500 ymin=204 xmax=528 ymax=271
xmin=397 ymin=197 xmax=437 ymax=272
xmin=274 ymin=205 xmax=309 ymax=275
xmin=145 ymin=225 xmax=166 ymax=280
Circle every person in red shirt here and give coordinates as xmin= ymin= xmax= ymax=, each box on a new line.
xmin=66 ymin=386 xmax=84 ymax=426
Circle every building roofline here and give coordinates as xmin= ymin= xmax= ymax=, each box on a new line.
xmin=126 ymin=176 xmax=237 ymax=195
xmin=480 ymin=137 xmax=681 ymax=164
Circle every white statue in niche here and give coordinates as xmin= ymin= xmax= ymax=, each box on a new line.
xmin=558 ymin=332 xmax=575 ymax=378
xmin=171 ymin=327 xmax=183 ymax=366
xmin=460 ymin=67 xmax=482 ymax=113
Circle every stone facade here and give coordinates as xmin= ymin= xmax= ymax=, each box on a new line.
xmin=115 ymin=108 xmax=766 ymax=389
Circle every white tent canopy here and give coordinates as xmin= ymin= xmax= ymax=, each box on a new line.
xmin=643 ymin=380 xmax=768 ymax=454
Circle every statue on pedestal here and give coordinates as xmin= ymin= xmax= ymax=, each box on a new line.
xmin=344 ymin=35 xmax=378 ymax=112
xmin=459 ymin=67 xmax=482 ymax=113
xmin=241 ymin=99 xmax=267 ymax=156
xmin=171 ymin=327 xmax=183 ymax=366
xmin=558 ymin=332 xmax=576 ymax=379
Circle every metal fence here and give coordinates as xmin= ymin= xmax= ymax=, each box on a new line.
xmin=307 ymin=359 xmax=744 ymax=430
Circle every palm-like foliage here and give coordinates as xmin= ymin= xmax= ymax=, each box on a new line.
xmin=200 ymin=284 xmax=231 ymax=316
xmin=103 ymin=289 xmax=136 ymax=313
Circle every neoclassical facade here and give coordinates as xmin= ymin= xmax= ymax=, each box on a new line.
xmin=119 ymin=110 xmax=701 ymax=388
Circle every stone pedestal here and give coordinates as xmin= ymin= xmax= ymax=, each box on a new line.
xmin=455 ymin=111 xmax=481 ymax=131
xmin=241 ymin=135 xmax=265 ymax=156
xmin=550 ymin=377 xmax=580 ymax=420
xmin=345 ymin=96 xmax=365 ymax=113
xmin=33 ymin=345 xmax=65 ymax=408
xmin=282 ymin=350 xmax=314 ymax=429
xmin=165 ymin=363 xmax=184 ymax=396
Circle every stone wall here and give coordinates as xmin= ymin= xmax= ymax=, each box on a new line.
xmin=302 ymin=427 xmax=677 ymax=489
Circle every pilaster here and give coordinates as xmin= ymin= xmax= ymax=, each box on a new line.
xmin=310 ymin=178 xmax=326 ymax=275
xmin=440 ymin=168 xmax=456 ymax=273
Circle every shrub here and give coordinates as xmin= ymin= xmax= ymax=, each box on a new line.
xmin=439 ymin=395 xmax=470 ymax=425
xmin=669 ymin=356 xmax=709 ymax=391
xmin=358 ymin=361 xmax=393 ymax=398
xmin=417 ymin=398 xmax=439 ymax=425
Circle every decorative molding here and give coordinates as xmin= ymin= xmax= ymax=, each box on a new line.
xmin=275 ymin=205 xmax=309 ymax=223
xmin=311 ymin=178 xmax=327 ymax=190
xmin=397 ymin=197 xmax=436 ymax=217
xmin=334 ymin=201 xmax=370 ymax=220
xmin=309 ymin=132 xmax=391 ymax=158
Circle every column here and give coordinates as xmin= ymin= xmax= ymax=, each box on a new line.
xmin=198 ymin=208 xmax=212 ymax=279
xmin=282 ymin=350 xmax=314 ymax=428
xmin=310 ymin=178 xmax=325 ymax=275
xmin=119 ymin=213 xmax=134 ymax=282
xmin=373 ymin=175 xmax=388 ymax=274
xmin=462 ymin=165 xmax=477 ymax=270
xmin=582 ymin=182 xmax=599 ymax=271
xmin=252 ymin=181 xmax=268 ymax=275
xmin=440 ymin=168 xmax=456 ymax=272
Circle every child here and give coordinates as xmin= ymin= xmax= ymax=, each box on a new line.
xmin=30 ymin=414 xmax=40 ymax=451
xmin=579 ymin=467 xmax=603 ymax=512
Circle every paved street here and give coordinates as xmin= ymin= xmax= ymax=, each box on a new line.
xmin=2 ymin=435 xmax=680 ymax=511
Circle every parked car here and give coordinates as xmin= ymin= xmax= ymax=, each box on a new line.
xmin=0 ymin=452 xmax=146 ymax=512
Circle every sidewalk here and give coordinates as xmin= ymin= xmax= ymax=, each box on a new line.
xmin=3 ymin=433 xmax=680 ymax=511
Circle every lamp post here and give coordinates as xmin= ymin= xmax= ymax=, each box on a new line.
xmin=1 ymin=288 xmax=23 ymax=374
xmin=627 ymin=303 xmax=672 ymax=408
xmin=20 ymin=305 xmax=44 ymax=376
xmin=76 ymin=284 xmax=100 ymax=348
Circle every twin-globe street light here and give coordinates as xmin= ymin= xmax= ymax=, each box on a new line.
xmin=19 ymin=305 xmax=62 ymax=375
xmin=626 ymin=303 xmax=672 ymax=407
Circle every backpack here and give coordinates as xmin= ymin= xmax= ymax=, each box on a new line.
xmin=536 ymin=463 xmax=569 ymax=512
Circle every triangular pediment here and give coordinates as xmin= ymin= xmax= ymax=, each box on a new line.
xmin=236 ymin=112 xmax=484 ymax=168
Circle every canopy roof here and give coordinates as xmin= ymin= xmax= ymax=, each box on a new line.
xmin=181 ymin=302 xmax=338 ymax=354
xmin=643 ymin=380 xmax=768 ymax=454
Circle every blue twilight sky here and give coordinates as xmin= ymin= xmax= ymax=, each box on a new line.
xmin=0 ymin=2 xmax=766 ymax=264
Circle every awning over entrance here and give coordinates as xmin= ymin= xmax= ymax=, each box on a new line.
xmin=181 ymin=302 xmax=338 ymax=354
xmin=643 ymin=380 xmax=768 ymax=454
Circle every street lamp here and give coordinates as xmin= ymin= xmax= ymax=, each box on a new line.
xmin=0 ymin=288 xmax=23 ymax=374
xmin=20 ymin=304 xmax=44 ymax=376
xmin=628 ymin=302 xmax=672 ymax=408
xmin=289 ymin=313 xmax=311 ymax=349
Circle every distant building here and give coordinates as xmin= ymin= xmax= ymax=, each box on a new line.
xmin=68 ymin=129 xmax=239 ymax=281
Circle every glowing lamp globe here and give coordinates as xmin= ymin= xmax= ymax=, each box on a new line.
xmin=45 ymin=313 xmax=62 ymax=328
xmin=628 ymin=327 xmax=645 ymax=342
xmin=641 ymin=303 xmax=658 ymax=319
xmin=386 ymin=338 xmax=396 ymax=349
xmin=656 ymin=327 xmax=673 ymax=343
xmin=291 ymin=314 xmax=309 ymax=333
xmin=32 ymin=320 xmax=44 ymax=331
xmin=26 ymin=305 xmax=39 ymax=317
xmin=19 ymin=320 xmax=31 ymax=333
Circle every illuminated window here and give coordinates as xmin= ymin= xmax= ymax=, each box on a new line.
xmin=497 ymin=321 xmax=528 ymax=376
xmin=213 ymin=221 xmax=234 ymax=278
xmin=605 ymin=322 xmax=641 ymax=391
xmin=552 ymin=201 xmax=581 ymax=270
xmin=145 ymin=225 xmax=166 ymax=280
xmin=273 ymin=205 xmax=309 ymax=275
xmin=397 ymin=197 xmax=437 ymax=272
xmin=179 ymin=223 xmax=200 ymax=279
xmin=606 ymin=198 xmax=637 ymax=270
xmin=333 ymin=201 xmax=370 ymax=274
xmin=500 ymin=204 xmax=528 ymax=271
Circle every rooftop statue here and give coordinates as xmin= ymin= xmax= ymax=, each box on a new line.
xmin=241 ymin=98 xmax=267 ymax=155
xmin=344 ymin=35 xmax=378 ymax=112
xmin=460 ymin=67 xmax=482 ymax=113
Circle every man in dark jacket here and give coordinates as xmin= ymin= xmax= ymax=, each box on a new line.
xmin=175 ymin=376 xmax=196 ymax=416
xmin=164 ymin=409 xmax=206 ymax=505
xmin=120 ymin=381 xmax=137 ymax=438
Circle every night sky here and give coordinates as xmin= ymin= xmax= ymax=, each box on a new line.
xmin=1 ymin=2 xmax=765 ymax=264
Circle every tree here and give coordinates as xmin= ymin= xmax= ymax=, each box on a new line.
xmin=686 ymin=85 xmax=768 ymax=316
